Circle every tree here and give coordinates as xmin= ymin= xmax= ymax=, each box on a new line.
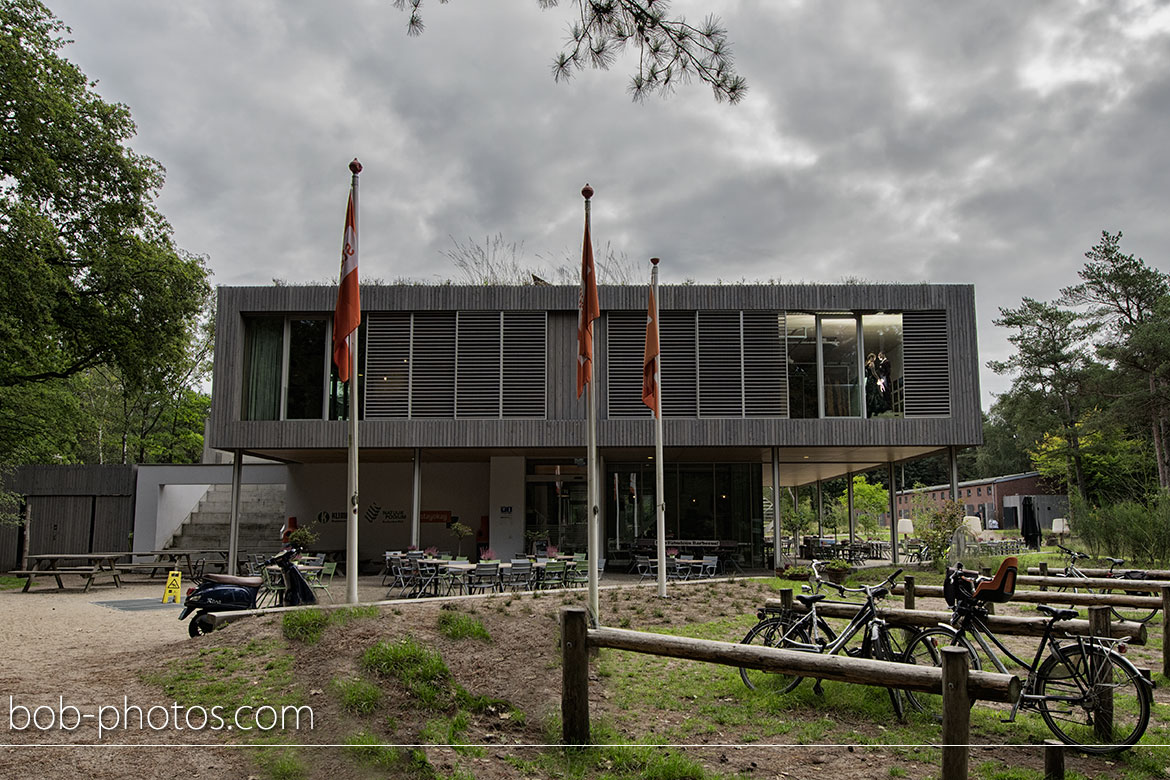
xmin=394 ymin=0 xmax=746 ymax=103
xmin=850 ymin=475 xmax=888 ymax=539
xmin=1061 ymin=231 xmax=1170 ymax=490
xmin=0 ymin=0 xmax=211 ymax=392
xmin=988 ymin=298 xmax=1101 ymax=500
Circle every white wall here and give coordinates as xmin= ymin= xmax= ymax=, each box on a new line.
xmin=284 ymin=461 xmax=491 ymax=560
xmin=489 ymin=456 xmax=526 ymax=560
xmin=155 ymin=484 xmax=209 ymax=550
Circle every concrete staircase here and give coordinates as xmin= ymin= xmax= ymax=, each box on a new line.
xmin=166 ymin=483 xmax=287 ymax=552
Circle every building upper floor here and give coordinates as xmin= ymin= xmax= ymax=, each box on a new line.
xmin=208 ymin=283 xmax=982 ymax=456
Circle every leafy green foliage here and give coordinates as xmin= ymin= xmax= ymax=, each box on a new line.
xmin=909 ymin=495 xmax=966 ymax=568
xmin=331 ymin=676 xmax=382 ymax=715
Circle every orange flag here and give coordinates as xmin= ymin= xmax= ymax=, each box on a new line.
xmin=576 ymin=188 xmax=599 ymax=398
xmin=333 ymin=164 xmax=361 ymax=382
xmin=642 ymin=283 xmax=661 ymax=418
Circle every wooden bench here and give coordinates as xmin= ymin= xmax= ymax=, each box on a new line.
xmin=10 ymin=566 xmax=124 ymax=593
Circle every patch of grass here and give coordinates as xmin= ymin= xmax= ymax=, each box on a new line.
xmin=344 ymin=730 xmax=435 ymax=775
xmin=144 ymin=639 xmax=299 ymax=715
xmin=362 ymin=636 xmax=450 ymax=705
xmin=281 ymin=605 xmax=379 ymax=644
xmin=331 ymin=676 xmax=381 ymax=715
xmin=0 ymin=575 xmax=31 ymax=591
xmin=257 ymin=747 xmax=306 ymax=780
xmin=437 ymin=610 xmax=491 ymax=641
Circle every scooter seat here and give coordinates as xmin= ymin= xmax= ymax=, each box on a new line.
xmin=204 ymin=573 xmax=263 ymax=587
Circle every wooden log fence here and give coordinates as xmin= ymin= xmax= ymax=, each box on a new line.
xmin=1027 ymin=566 xmax=1170 ymax=580
xmin=560 ymin=607 xmax=1020 ymax=777
xmin=886 ymin=583 xmax=1160 ymax=617
xmin=764 ymin=597 xmax=1147 ymax=644
xmin=1016 ymin=575 xmax=1168 ymax=592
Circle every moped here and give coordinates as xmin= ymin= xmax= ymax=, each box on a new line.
xmin=179 ymin=547 xmax=316 ymax=637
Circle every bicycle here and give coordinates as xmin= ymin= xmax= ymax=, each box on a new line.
xmin=1052 ymin=544 xmax=1156 ymax=624
xmin=901 ymin=559 xmax=1152 ymax=753
xmin=739 ymin=567 xmax=912 ymax=718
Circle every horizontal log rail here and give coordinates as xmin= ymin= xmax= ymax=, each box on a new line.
xmin=1027 ymin=566 xmax=1170 ymax=580
xmin=888 ymin=582 xmax=1161 ymax=611
xmin=763 ymin=598 xmax=1147 ymax=644
xmin=587 ymin=624 xmax=1020 ymax=700
xmin=1016 ymin=575 xmax=1168 ymax=592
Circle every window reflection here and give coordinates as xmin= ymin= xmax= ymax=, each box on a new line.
xmin=821 ymin=316 xmax=860 ymax=417
xmin=785 ymin=313 xmax=817 ymax=419
xmin=862 ymin=313 xmax=903 ymax=417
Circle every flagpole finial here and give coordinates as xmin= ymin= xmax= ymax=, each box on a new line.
xmin=349 ymin=158 xmax=363 ymax=175
xmin=581 ymin=183 xmax=593 ymax=200
xmin=650 ymin=257 xmax=660 ymax=266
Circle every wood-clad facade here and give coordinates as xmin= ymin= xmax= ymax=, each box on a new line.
xmin=207 ymin=283 xmax=982 ymax=564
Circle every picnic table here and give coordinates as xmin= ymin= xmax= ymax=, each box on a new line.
xmin=10 ymin=553 xmax=126 ymax=593
xmin=118 ymin=549 xmax=228 ymax=578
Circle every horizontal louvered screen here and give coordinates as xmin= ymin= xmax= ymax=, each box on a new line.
xmin=456 ymin=311 xmax=502 ymax=417
xmin=661 ymin=311 xmax=698 ymax=417
xmin=744 ymin=311 xmax=786 ymax=417
xmin=365 ymin=313 xmax=410 ymax=418
xmin=903 ymin=310 xmax=950 ymax=417
xmin=411 ymin=313 xmax=457 ymax=417
xmin=502 ymin=311 xmax=547 ymax=418
xmin=606 ymin=311 xmax=651 ymax=418
xmin=698 ymin=311 xmax=744 ymax=417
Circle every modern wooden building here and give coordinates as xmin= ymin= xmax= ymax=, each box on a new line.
xmin=207 ymin=283 xmax=982 ymax=568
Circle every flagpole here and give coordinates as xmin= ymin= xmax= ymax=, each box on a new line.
xmin=583 ymin=185 xmax=600 ymax=627
xmin=651 ymin=258 xmax=667 ymax=598
xmin=345 ymin=159 xmax=361 ymax=604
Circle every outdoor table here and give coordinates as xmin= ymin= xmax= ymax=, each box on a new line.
xmin=11 ymin=552 xmax=126 ymax=592
xmin=121 ymin=549 xmax=228 ymax=578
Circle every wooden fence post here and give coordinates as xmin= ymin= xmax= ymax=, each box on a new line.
xmin=780 ymin=587 xmax=793 ymax=612
xmin=1039 ymin=561 xmax=1048 ymax=591
xmin=561 ymin=607 xmax=590 ymax=745
xmin=1162 ymin=586 xmax=1170 ymax=677
xmin=941 ymin=646 xmax=970 ymax=779
xmin=1043 ymin=739 xmax=1065 ymax=779
xmin=1087 ymin=606 xmax=1114 ymax=745
xmin=904 ymin=575 xmax=916 ymax=611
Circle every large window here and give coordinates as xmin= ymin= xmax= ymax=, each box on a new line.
xmin=862 ymin=313 xmax=903 ymax=417
xmin=242 ymin=316 xmax=366 ymax=421
xmin=820 ymin=315 xmax=860 ymax=417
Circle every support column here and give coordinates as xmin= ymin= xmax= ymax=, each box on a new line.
xmin=888 ymin=461 xmax=898 ymax=565
xmin=949 ymin=446 xmax=960 ymax=502
xmin=847 ymin=471 xmax=856 ymax=546
xmin=816 ymin=480 xmax=824 ymax=538
xmin=227 ymin=449 xmax=242 ymax=576
xmin=771 ymin=448 xmax=782 ymax=571
xmin=411 ymin=448 xmax=422 ymax=549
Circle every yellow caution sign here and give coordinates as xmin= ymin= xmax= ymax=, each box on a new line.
xmin=163 ymin=570 xmax=182 ymax=604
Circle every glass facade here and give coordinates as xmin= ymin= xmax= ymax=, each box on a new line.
xmin=862 ymin=313 xmax=903 ymax=417
xmin=820 ymin=315 xmax=861 ymax=417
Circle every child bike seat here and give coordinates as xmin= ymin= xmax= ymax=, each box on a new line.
xmin=973 ymin=556 xmax=1017 ymax=604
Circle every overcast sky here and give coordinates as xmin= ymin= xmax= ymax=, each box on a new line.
xmin=49 ymin=0 xmax=1170 ymax=409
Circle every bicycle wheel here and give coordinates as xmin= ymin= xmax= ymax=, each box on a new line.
xmin=1107 ymin=587 xmax=1159 ymax=624
xmin=874 ymin=628 xmax=906 ymax=719
xmin=739 ymin=619 xmax=808 ymax=693
xmin=1036 ymin=645 xmax=1150 ymax=753
xmin=900 ymin=627 xmax=981 ymax=717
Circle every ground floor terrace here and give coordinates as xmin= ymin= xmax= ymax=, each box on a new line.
xmin=234 ymin=441 xmax=965 ymax=573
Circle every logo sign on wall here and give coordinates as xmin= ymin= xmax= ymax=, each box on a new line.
xmin=420 ymin=510 xmax=452 ymax=524
xmin=364 ymin=502 xmax=382 ymax=523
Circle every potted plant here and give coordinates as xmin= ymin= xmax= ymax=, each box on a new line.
xmin=779 ymin=565 xmax=811 ymax=581
xmin=823 ymin=557 xmax=852 ymax=583
xmin=449 ymin=521 xmax=474 ymax=557
xmin=287 ymin=527 xmax=318 ymax=552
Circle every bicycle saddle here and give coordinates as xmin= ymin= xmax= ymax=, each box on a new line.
xmin=1036 ymin=604 xmax=1079 ymax=622
xmin=797 ymin=593 xmax=826 ymax=608
xmin=1106 ymin=557 xmax=1125 ymax=566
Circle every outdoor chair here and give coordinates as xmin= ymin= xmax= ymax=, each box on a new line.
xmin=257 ymin=565 xmax=286 ymax=608
xmin=697 ymin=555 xmax=719 ymax=579
xmin=562 ymin=561 xmax=589 ymax=588
xmin=502 ymin=560 xmax=533 ymax=591
xmin=540 ymin=560 xmax=567 ymax=589
xmin=437 ymin=562 xmax=467 ymax=596
xmin=305 ymin=560 xmax=336 ymax=602
xmin=634 ymin=555 xmax=657 ymax=583
xmin=466 ymin=562 xmax=500 ymax=595
xmin=409 ymin=559 xmax=442 ymax=598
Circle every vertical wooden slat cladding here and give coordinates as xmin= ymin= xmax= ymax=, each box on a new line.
xmin=26 ymin=496 xmax=92 ymax=554
xmin=91 ymin=496 xmax=134 ymax=553
xmin=502 ymin=312 xmax=547 ymax=418
xmin=698 ymin=311 xmax=744 ymax=416
xmin=8 ymin=464 xmax=136 ymax=496
xmin=549 ymin=312 xmax=585 ymax=421
xmin=903 ymin=310 xmax=951 ymax=417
